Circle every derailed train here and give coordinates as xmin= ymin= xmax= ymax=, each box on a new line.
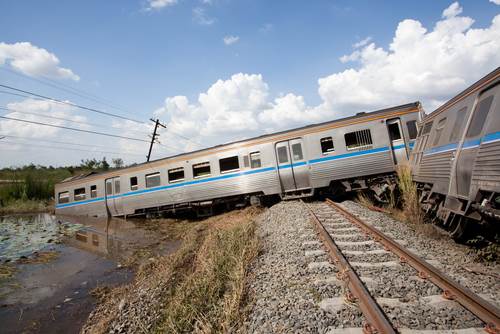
xmin=55 ymin=103 xmax=421 ymax=217
xmin=410 ymin=67 xmax=500 ymax=241
xmin=54 ymin=67 xmax=500 ymax=241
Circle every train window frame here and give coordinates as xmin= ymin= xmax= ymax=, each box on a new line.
xmin=145 ymin=172 xmax=161 ymax=188
xmin=387 ymin=122 xmax=402 ymax=141
xmin=243 ymin=156 xmax=250 ymax=168
xmin=320 ymin=137 xmax=335 ymax=154
xmin=168 ymin=167 xmax=185 ymax=183
xmin=74 ymin=187 xmax=86 ymax=201
xmin=90 ymin=185 xmax=97 ymax=198
xmin=219 ymin=156 xmax=240 ymax=174
xmin=130 ymin=176 xmax=138 ymax=191
xmin=421 ymin=121 xmax=433 ymax=135
xmin=291 ymin=143 xmax=304 ymax=160
xmin=344 ymin=129 xmax=373 ymax=151
xmin=406 ymin=120 xmax=418 ymax=140
xmin=114 ymin=178 xmax=120 ymax=194
xmin=466 ymin=95 xmax=494 ymax=138
xmin=193 ymin=162 xmax=211 ymax=178
xmin=277 ymin=146 xmax=288 ymax=163
xmin=250 ymin=151 xmax=262 ymax=168
xmin=449 ymin=107 xmax=467 ymax=142
xmin=58 ymin=191 xmax=69 ymax=204
xmin=432 ymin=117 xmax=447 ymax=146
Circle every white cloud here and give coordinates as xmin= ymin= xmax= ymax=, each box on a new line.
xmin=152 ymin=3 xmax=500 ymax=152
xmin=490 ymin=0 xmax=500 ymax=5
xmin=223 ymin=35 xmax=239 ymax=45
xmin=352 ymin=36 xmax=372 ymax=48
xmin=0 ymin=99 xmax=86 ymax=138
xmin=193 ymin=7 xmax=215 ymax=25
xmin=442 ymin=2 xmax=462 ymax=19
xmin=146 ymin=0 xmax=177 ymax=10
xmin=0 ymin=42 xmax=79 ymax=81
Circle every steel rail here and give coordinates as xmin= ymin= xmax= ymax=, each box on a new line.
xmin=303 ymin=201 xmax=397 ymax=334
xmin=325 ymin=198 xmax=500 ymax=331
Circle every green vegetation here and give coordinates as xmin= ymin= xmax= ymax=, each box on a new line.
xmin=0 ymin=157 xmax=124 ymax=214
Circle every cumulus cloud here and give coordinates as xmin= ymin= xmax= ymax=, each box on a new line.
xmin=152 ymin=3 xmax=500 ymax=152
xmin=490 ymin=0 xmax=500 ymax=5
xmin=0 ymin=42 xmax=79 ymax=81
xmin=146 ymin=0 xmax=177 ymax=10
xmin=193 ymin=7 xmax=215 ymax=25
xmin=223 ymin=35 xmax=239 ymax=45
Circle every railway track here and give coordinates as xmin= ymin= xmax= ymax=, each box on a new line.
xmin=305 ymin=199 xmax=500 ymax=333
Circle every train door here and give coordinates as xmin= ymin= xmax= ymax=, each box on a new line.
xmin=275 ymin=138 xmax=311 ymax=193
xmin=453 ymin=90 xmax=495 ymax=197
xmin=386 ymin=118 xmax=408 ymax=165
xmin=105 ymin=177 xmax=123 ymax=216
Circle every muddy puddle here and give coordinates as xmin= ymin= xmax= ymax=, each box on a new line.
xmin=0 ymin=213 xmax=181 ymax=334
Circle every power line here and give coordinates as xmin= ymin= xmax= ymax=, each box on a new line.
xmin=0 ymin=105 xmax=152 ymax=136
xmin=0 ymin=139 xmax=144 ymax=157
xmin=0 ymin=88 xmax=202 ymax=147
xmin=0 ymin=115 xmax=150 ymax=143
xmin=0 ymin=67 xmax=133 ymax=114
xmin=0 ymin=133 xmax=146 ymax=154
xmin=0 ymin=83 xmax=146 ymax=124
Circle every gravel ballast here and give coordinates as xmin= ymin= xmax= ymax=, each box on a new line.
xmin=243 ymin=201 xmax=365 ymax=333
xmin=244 ymin=200 xmax=497 ymax=332
xmin=339 ymin=200 xmax=500 ymax=308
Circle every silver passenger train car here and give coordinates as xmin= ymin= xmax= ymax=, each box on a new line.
xmin=55 ymin=103 xmax=421 ymax=218
xmin=410 ymin=67 xmax=500 ymax=241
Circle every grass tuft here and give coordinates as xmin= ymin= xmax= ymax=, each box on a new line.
xmin=396 ymin=165 xmax=423 ymax=225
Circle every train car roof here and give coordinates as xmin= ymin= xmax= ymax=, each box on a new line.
xmin=422 ymin=67 xmax=500 ymax=123
xmin=57 ymin=101 xmax=420 ymax=185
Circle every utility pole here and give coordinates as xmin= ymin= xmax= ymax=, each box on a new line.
xmin=146 ymin=118 xmax=166 ymax=162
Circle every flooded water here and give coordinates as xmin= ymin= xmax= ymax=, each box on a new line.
xmin=0 ymin=213 xmax=180 ymax=334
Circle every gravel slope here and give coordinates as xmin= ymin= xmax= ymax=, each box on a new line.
xmin=243 ymin=201 xmax=364 ymax=333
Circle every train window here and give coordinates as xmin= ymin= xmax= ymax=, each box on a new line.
xmin=130 ymin=176 xmax=138 ymax=190
xmin=168 ymin=167 xmax=185 ymax=183
xmin=90 ymin=185 xmax=97 ymax=198
xmin=250 ymin=152 xmax=262 ymax=168
xmin=421 ymin=121 xmax=433 ymax=135
xmin=106 ymin=180 xmax=113 ymax=195
xmin=344 ymin=129 xmax=373 ymax=150
xmin=291 ymin=143 xmax=304 ymax=160
xmin=406 ymin=120 xmax=418 ymax=139
xmin=74 ymin=188 xmax=86 ymax=201
xmin=320 ymin=137 xmax=334 ymax=153
xmin=58 ymin=191 xmax=69 ymax=204
xmin=466 ymin=95 xmax=494 ymax=138
xmin=432 ymin=118 xmax=447 ymax=146
xmin=388 ymin=123 xmax=402 ymax=141
xmin=145 ymin=172 xmax=161 ymax=188
xmin=193 ymin=162 xmax=211 ymax=178
xmin=277 ymin=146 xmax=288 ymax=163
xmin=219 ymin=156 xmax=240 ymax=173
xmin=114 ymin=179 xmax=120 ymax=194
xmin=449 ymin=107 xmax=467 ymax=142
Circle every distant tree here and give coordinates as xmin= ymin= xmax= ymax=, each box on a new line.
xmin=80 ymin=158 xmax=98 ymax=170
xmin=100 ymin=157 xmax=110 ymax=171
xmin=112 ymin=158 xmax=124 ymax=169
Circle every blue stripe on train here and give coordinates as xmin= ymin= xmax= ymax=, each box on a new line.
xmin=56 ymin=143 xmax=409 ymax=209
xmin=423 ymin=131 xmax=500 ymax=156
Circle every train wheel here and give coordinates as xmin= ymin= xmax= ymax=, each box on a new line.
xmin=449 ymin=216 xmax=471 ymax=243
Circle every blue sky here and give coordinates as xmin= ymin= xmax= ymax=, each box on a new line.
xmin=0 ymin=0 xmax=499 ymax=166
